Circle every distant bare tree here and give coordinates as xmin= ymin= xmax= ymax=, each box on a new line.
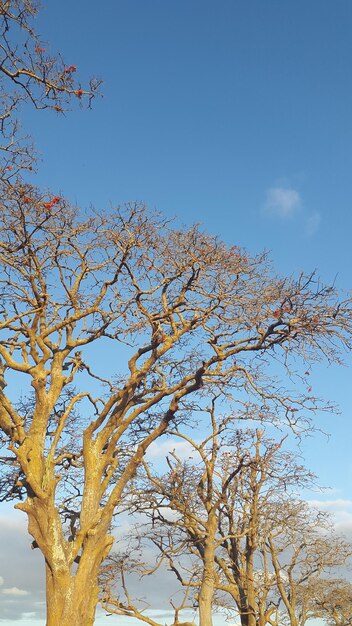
xmin=311 ymin=578 xmax=352 ymax=626
xmin=114 ymin=425 xmax=352 ymax=626
xmin=263 ymin=501 xmax=352 ymax=626
xmin=104 ymin=421 xmax=314 ymax=626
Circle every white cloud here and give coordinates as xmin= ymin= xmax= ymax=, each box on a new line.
xmin=2 ymin=587 xmax=29 ymax=596
xmin=0 ymin=576 xmax=3 ymax=586
xmin=0 ymin=512 xmax=45 ymax=621
xmin=265 ymin=187 xmax=301 ymax=218
xmin=263 ymin=184 xmax=321 ymax=236
xmin=146 ymin=439 xmax=197 ymax=460
xmin=306 ymin=499 xmax=352 ymax=538
xmin=307 ymin=498 xmax=352 ymax=510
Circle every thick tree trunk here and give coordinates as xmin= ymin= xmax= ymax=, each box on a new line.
xmin=237 ymin=601 xmax=250 ymax=626
xmin=17 ymin=494 xmax=114 ymax=626
xmin=45 ymin=563 xmax=99 ymax=626
xmin=44 ymin=530 xmax=113 ymax=626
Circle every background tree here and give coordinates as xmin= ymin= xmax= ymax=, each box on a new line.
xmin=101 ymin=426 xmax=313 ymax=626
xmin=311 ymin=578 xmax=352 ymax=626
xmin=263 ymin=502 xmax=352 ymax=626
xmin=110 ymin=427 xmax=352 ymax=626
xmin=209 ymin=431 xmax=310 ymax=626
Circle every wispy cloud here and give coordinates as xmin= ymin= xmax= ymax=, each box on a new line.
xmin=263 ymin=184 xmax=321 ymax=237
xmin=307 ymin=498 xmax=352 ymax=510
xmin=307 ymin=499 xmax=352 ymax=537
xmin=305 ymin=210 xmax=321 ymax=236
xmin=264 ymin=187 xmax=301 ymax=218
xmin=2 ymin=587 xmax=29 ymax=596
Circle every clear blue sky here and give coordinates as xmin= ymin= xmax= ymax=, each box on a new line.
xmin=2 ymin=1 xmax=352 ymax=623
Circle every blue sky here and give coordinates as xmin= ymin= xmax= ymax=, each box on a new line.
xmin=29 ymin=0 xmax=352 ymax=492
xmin=2 ymin=1 xmax=352 ymax=624
xmin=29 ymin=0 xmax=352 ymax=276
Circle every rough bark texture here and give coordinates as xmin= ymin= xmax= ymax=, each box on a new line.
xmin=198 ymin=515 xmax=217 ymax=626
xmin=45 ymin=566 xmax=97 ymax=626
xmin=17 ymin=493 xmax=113 ymax=626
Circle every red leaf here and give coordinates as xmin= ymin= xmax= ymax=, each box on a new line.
xmin=65 ymin=65 xmax=77 ymax=73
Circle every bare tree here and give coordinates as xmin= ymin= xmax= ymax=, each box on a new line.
xmin=107 ymin=422 xmax=315 ymax=626
xmin=137 ymin=408 xmax=252 ymax=626
xmin=0 ymin=0 xmax=100 ymax=178
xmin=209 ymin=431 xmax=309 ymax=626
xmin=115 ymin=424 xmax=352 ymax=626
xmin=3 ymin=200 xmax=351 ymax=624
xmin=100 ymin=551 xmax=196 ymax=626
xmin=263 ymin=501 xmax=352 ymax=626
xmin=311 ymin=578 xmax=352 ymax=626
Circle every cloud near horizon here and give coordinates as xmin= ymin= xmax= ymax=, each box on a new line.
xmin=307 ymin=498 xmax=352 ymax=537
xmin=307 ymin=498 xmax=352 ymax=510
xmin=1 ymin=587 xmax=29 ymax=597
xmin=0 ymin=514 xmax=45 ymax=621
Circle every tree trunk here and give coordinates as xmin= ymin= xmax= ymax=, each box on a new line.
xmin=198 ymin=576 xmax=214 ymax=626
xmin=17 ymin=494 xmax=114 ymax=626
xmin=246 ymin=579 xmax=258 ymax=626
xmin=288 ymin=611 xmax=299 ymax=626
xmin=44 ymin=529 xmax=113 ymax=626
xmin=239 ymin=602 xmax=256 ymax=626
xmin=45 ymin=563 xmax=98 ymax=626
xmin=198 ymin=514 xmax=217 ymax=626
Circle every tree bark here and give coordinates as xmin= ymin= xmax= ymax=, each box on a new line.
xmin=44 ymin=530 xmax=114 ymax=626
xmin=17 ymin=494 xmax=114 ymax=626
xmin=245 ymin=560 xmax=258 ymax=626
xmin=198 ymin=514 xmax=217 ymax=626
xmin=45 ymin=563 xmax=98 ymax=626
